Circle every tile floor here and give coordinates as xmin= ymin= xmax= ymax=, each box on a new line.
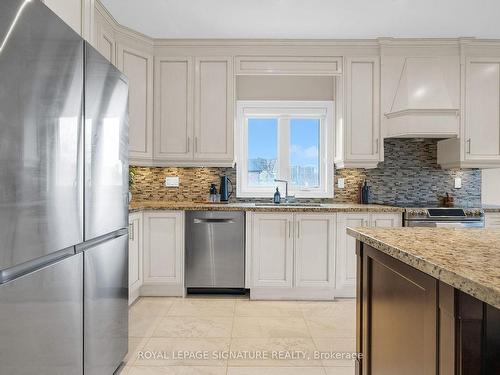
xmin=121 ymin=296 xmax=356 ymax=375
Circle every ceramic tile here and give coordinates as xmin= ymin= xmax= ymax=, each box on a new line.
xmin=167 ymin=299 xmax=236 ymax=317
xmin=130 ymin=297 xmax=176 ymax=317
xmin=129 ymin=310 xmax=164 ymax=338
xmin=153 ymin=316 xmax=233 ymax=338
xmin=227 ymin=367 xmax=326 ymax=375
xmin=324 ymin=367 xmax=356 ymax=375
xmin=234 ymin=301 xmax=303 ymax=318
xmin=232 ymin=316 xmax=310 ymax=338
xmin=125 ymin=338 xmax=149 ymax=365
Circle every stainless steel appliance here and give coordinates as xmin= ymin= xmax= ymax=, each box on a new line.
xmin=404 ymin=207 xmax=485 ymax=228
xmin=0 ymin=1 xmax=129 ymax=374
xmin=185 ymin=211 xmax=245 ymax=291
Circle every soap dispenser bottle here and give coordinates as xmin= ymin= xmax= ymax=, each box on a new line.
xmin=273 ymin=188 xmax=281 ymax=204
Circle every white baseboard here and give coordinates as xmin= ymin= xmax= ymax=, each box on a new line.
xmin=250 ymin=287 xmax=336 ymax=300
xmin=140 ymin=284 xmax=184 ymax=297
xmin=129 ymin=286 xmax=141 ymax=305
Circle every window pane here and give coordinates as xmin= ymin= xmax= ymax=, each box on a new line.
xmin=247 ymin=118 xmax=278 ymax=186
xmin=290 ymin=118 xmax=320 ymax=188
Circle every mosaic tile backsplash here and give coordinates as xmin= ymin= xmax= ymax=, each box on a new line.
xmin=130 ymin=139 xmax=481 ymax=206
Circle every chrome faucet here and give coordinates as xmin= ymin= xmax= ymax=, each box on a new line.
xmin=274 ymin=179 xmax=295 ymax=203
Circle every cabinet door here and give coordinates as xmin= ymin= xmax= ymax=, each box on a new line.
xmin=194 ymin=57 xmax=234 ymax=163
xmin=336 ymin=213 xmax=370 ymax=297
xmin=252 ymin=213 xmax=294 ymax=288
xmin=117 ymin=44 xmax=154 ymax=162
xmin=294 ymin=214 xmax=335 ymax=288
xmin=344 ymin=57 xmax=381 ymax=165
xmin=95 ymin=18 xmax=115 ymax=64
xmin=360 ymin=246 xmax=437 ymax=375
xmin=371 ymin=213 xmax=402 ymax=228
xmin=154 ymin=57 xmax=194 ymax=161
xmin=465 ymin=58 xmax=500 ymax=161
xmin=128 ymin=213 xmax=143 ymax=304
xmin=143 ymin=211 xmax=184 ymax=286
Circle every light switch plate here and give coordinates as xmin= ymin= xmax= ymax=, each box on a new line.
xmin=338 ymin=178 xmax=345 ymax=189
xmin=165 ymin=176 xmax=180 ymax=187
xmin=454 ymin=177 xmax=462 ymax=189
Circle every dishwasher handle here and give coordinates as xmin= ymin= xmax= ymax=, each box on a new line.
xmin=193 ymin=218 xmax=235 ymax=224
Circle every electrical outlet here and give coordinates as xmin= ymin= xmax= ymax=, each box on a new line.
xmin=338 ymin=178 xmax=345 ymax=189
xmin=165 ymin=176 xmax=180 ymax=187
xmin=454 ymin=177 xmax=462 ymax=189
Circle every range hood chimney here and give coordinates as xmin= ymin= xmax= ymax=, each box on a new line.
xmin=384 ymin=57 xmax=459 ymax=138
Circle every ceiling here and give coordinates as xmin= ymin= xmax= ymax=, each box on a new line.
xmin=100 ymin=0 xmax=500 ymax=40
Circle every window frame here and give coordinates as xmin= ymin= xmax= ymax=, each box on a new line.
xmin=236 ymin=100 xmax=335 ymax=198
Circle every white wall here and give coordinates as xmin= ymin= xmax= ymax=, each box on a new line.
xmin=482 ymin=169 xmax=500 ymax=205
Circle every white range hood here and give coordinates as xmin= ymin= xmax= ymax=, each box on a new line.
xmin=384 ymin=57 xmax=460 ymax=138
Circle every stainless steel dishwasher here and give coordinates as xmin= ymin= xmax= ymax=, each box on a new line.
xmin=185 ymin=211 xmax=245 ymax=292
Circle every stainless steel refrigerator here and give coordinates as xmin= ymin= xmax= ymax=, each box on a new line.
xmin=0 ymin=1 xmax=129 ymax=374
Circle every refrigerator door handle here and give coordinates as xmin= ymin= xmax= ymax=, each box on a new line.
xmin=76 ymin=228 xmax=128 ymax=253
xmin=0 ymin=246 xmax=76 ymax=285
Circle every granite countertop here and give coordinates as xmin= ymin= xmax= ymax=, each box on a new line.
xmin=347 ymin=227 xmax=500 ymax=309
xmin=483 ymin=205 xmax=500 ymax=213
xmin=128 ymin=201 xmax=405 ymax=213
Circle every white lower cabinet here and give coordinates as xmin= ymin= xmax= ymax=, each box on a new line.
xmin=294 ymin=213 xmax=336 ymax=288
xmin=128 ymin=212 xmax=143 ymax=304
xmin=251 ymin=213 xmax=294 ymax=288
xmin=142 ymin=211 xmax=184 ymax=296
xmin=249 ymin=212 xmax=336 ymax=300
xmin=336 ymin=212 xmax=402 ymax=297
xmin=485 ymin=213 xmax=500 ymax=229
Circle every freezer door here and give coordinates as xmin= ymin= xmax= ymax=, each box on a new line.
xmin=0 ymin=254 xmax=83 ymax=375
xmin=0 ymin=0 xmax=84 ymax=270
xmin=84 ymin=234 xmax=128 ymax=375
xmin=85 ymin=43 xmax=129 ymax=240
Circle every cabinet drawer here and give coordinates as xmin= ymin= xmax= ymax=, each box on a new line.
xmin=235 ymin=56 xmax=342 ymax=75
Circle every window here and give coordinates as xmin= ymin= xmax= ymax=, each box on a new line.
xmin=236 ymin=101 xmax=334 ymax=198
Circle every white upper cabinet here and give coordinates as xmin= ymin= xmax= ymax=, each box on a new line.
xmin=117 ymin=44 xmax=154 ymax=163
xmin=465 ymin=58 xmax=500 ymax=160
xmin=438 ymin=56 xmax=500 ymax=168
xmin=235 ymin=56 xmax=342 ymax=75
xmin=194 ymin=57 xmax=234 ymax=163
xmin=335 ymin=56 xmax=381 ymax=169
xmin=153 ymin=56 xmax=234 ymax=166
xmin=94 ymin=10 xmax=116 ymax=64
xmin=154 ymin=57 xmax=194 ymax=162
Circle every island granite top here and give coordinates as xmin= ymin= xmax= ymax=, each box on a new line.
xmin=347 ymin=227 xmax=500 ymax=309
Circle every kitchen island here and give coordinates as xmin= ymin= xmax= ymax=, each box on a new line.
xmin=348 ymin=227 xmax=500 ymax=375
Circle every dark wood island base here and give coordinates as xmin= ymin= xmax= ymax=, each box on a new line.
xmin=356 ymin=241 xmax=500 ymax=375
